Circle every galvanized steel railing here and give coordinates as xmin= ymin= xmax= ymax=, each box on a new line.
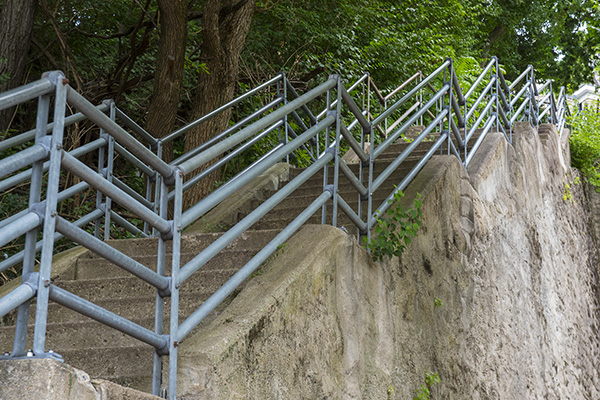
xmin=0 ymin=57 xmax=569 ymax=399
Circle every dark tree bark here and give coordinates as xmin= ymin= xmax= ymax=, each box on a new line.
xmin=144 ymin=0 xmax=188 ymax=160
xmin=484 ymin=24 xmax=506 ymax=58
xmin=183 ymin=0 xmax=255 ymax=208
xmin=0 ymin=0 xmax=37 ymax=131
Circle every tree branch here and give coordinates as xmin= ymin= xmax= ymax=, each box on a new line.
xmin=39 ymin=0 xmax=84 ymax=91
xmin=255 ymin=0 xmax=281 ymax=13
xmin=72 ymin=26 xmax=136 ymax=40
xmin=30 ymin=36 xmax=60 ymax=70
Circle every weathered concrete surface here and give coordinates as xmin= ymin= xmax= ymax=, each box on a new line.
xmin=0 ymin=359 xmax=160 ymax=399
xmin=586 ymin=184 xmax=600 ymax=247
xmin=178 ymin=122 xmax=600 ymax=399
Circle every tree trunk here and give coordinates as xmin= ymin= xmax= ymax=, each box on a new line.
xmin=484 ymin=23 xmax=505 ymax=58
xmin=0 ymin=0 xmax=37 ymax=132
xmin=144 ymin=0 xmax=188 ymax=161
xmin=183 ymin=0 xmax=255 ymax=209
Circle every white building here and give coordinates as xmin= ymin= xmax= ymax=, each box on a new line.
xmin=571 ymin=84 xmax=600 ymax=110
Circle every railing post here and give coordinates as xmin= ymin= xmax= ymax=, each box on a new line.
xmin=419 ymin=72 xmax=424 ymax=127
xmin=103 ymin=101 xmax=116 ymax=240
xmin=168 ymin=169 xmax=183 ymax=400
xmin=494 ymin=58 xmax=500 ymax=133
xmin=549 ymin=81 xmax=556 ymax=124
xmin=445 ymin=59 xmax=453 ymax=156
xmin=439 ymin=58 xmax=452 ymax=154
xmin=32 ymin=71 xmax=67 ymax=356
xmin=331 ymin=75 xmax=342 ymax=227
xmin=463 ymin=72 xmax=468 ymax=160
xmin=283 ymin=73 xmax=290 ymax=164
xmin=12 ymin=83 xmax=52 ymax=357
xmin=526 ymin=67 xmax=533 ymax=124
xmin=144 ymin=139 xmax=159 ymax=236
xmin=95 ymin=101 xmax=109 ymax=239
xmin=153 ymin=142 xmax=163 ymax=237
xmin=152 ymin=175 xmax=169 ymax=395
xmin=357 ymin=74 xmax=368 ymax=235
xmin=509 ymin=79 xmax=513 ymax=142
xmin=530 ymin=67 xmax=538 ymax=128
xmin=366 ymin=100 xmax=375 ymax=251
xmin=277 ymin=75 xmax=286 ymax=153
xmin=321 ymin=82 xmax=332 ymax=224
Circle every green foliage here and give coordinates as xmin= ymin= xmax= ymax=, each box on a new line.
xmin=569 ymin=107 xmax=600 ymax=189
xmin=413 ymin=372 xmax=441 ymax=400
xmin=434 ymin=297 xmax=443 ymax=308
xmin=245 ymin=0 xmax=484 ymax=90
xmin=563 ymin=182 xmax=573 ymax=202
xmin=365 ymin=191 xmax=422 ymax=261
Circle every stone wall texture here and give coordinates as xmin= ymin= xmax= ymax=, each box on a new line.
xmin=178 ymin=122 xmax=600 ymax=399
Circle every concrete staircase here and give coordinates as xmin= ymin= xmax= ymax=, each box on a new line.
xmin=0 ymin=126 xmax=481 ymax=394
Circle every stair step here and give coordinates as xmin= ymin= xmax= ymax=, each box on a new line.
xmin=251 ymin=213 xmax=359 ymax=233
xmin=15 ymin=290 xmax=215 ymax=326
xmin=59 ymin=346 xmax=154 ymax=381
xmin=289 ymin=158 xmax=419 ymax=179
xmin=75 ymin=248 xmax=257 ymax=280
xmin=95 ymin=229 xmax=279 ymax=258
xmin=259 ymin=192 xmax=390 ymax=214
xmin=53 ymin=268 xmax=238 ymax=302
xmin=104 ymin=375 xmax=154 ymax=394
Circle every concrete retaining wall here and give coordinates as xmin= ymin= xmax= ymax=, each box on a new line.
xmin=177 ymin=122 xmax=600 ymax=399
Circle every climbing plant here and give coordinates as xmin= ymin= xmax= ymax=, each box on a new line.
xmin=365 ymin=190 xmax=422 ymax=261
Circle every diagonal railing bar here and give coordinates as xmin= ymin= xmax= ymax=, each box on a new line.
xmin=177 ymin=78 xmax=337 ymax=175
xmin=0 ymin=207 xmax=102 ymax=274
xmin=0 ymin=56 xmax=570 ymax=399
xmin=66 ymin=87 xmax=176 ymax=182
xmin=171 ymin=97 xmax=284 ymax=166
xmin=0 ymin=102 xmax=110 ymax=153
xmin=115 ymin=106 xmax=158 ymax=146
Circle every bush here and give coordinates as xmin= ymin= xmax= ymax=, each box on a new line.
xmin=569 ymin=107 xmax=600 ymax=189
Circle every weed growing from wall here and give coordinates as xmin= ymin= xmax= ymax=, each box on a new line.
xmin=413 ymin=372 xmax=440 ymax=400
xmin=365 ymin=190 xmax=422 ymax=261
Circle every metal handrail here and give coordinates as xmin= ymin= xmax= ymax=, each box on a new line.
xmin=176 ymin=78 xmax=337 ymax=175
xmin=67 ymin=87 xmax=176 ymax=182
xmin=0 ymin=102 xmax=110 ymax=153
xmin=0 ymin=76 xmax=55 ymax=112
xmin=171 ymin=97 xmax=283 ymax=166
xmin=0 ymin=56 xmax=568 ymax=400
xmin=162 ymin=73 xmax=285 ymax=145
